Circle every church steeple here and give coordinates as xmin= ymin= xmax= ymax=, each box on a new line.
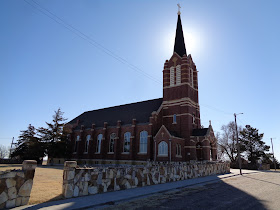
xmin=174 ymin=5 xmax=187 ymax=57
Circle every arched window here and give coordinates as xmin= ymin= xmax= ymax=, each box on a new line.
xmin=176 ymin=144 xmax=181 ymax=156
xmin=170 ymin=67 xmax=175 ymax=86
xmin=74 ymin=135 xmax=80 ymax=153
xmin=158 ymin=141 xmax=168 ymax=156
xmin=173 ymin=114 xmax=177 ymax=124
xmin=85 ymin=135 xmax=91 ymax=153
xmin=190 ymin=68 xmax=193 ymax=87
xmin=96 ymin=134 xmax=102 ymax=153
xmin=176 ymin=65 xmax=181 ymax=85
xmin=140 ymin=131 xmax=148 ymax=153
xmin=192 ymin=114 xmax=195 ymax=124
xmin=123 ymin=132 xmax=131 ymax=153
xmin=109 ymin=133 xmax=116 ymax=153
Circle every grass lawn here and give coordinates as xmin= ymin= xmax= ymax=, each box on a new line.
xmin=0 ymin=164 xmax=64 ymax=204
xmin=270 ymin=169 xmax=280 ymax=171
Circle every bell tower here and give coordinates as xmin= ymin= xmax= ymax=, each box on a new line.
xmin=162 ymin=6 xmax=201 ymax=139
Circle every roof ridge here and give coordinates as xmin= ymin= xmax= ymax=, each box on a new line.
xmin=84 ymin=98 xmax=163 ymax=113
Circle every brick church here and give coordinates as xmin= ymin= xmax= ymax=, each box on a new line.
xmin=66 ymin=9 xmax=217 ymax=165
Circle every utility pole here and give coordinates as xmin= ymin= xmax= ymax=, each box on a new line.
xmin=9 ymin=137 xmax=14 ymax=159
xmin=271 ymin=138 xmax=276 ymax=171
xmin=234 ymin=113 xmax=243 ymax=175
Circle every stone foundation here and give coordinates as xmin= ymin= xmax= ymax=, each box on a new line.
xmin=0 ymin=160 xmax=37 ymax=209
xmin=62 ymin=161 xmax=230 ymax=198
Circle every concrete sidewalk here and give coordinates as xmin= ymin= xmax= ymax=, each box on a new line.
xmin=13 ymin=169 xmax=260 ymax=210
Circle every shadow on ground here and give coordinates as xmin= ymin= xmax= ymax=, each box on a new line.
xmin=18 ymin=173 xmax=268 ymax=210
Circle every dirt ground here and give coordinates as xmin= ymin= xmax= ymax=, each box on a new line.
xmin=0 ymin=163 xmax=64 ymax=204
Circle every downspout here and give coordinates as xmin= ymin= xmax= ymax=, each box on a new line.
xmin=169 ymin=139 xmax=172 ymax=163
xmin=154 ymin=140 xmax=157 ymax=162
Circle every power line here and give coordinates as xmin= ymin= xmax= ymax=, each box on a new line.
xmin=200 ymin=104 xmax=232 ymax=115
xmin=237 ymin=117 xmax=246 ymax=127
xmin=23 ymin=0 xmax=249 ymax=120
xmin=24 ymin=0 xmax=162 ymax=85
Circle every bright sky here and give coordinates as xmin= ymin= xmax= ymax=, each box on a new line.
xmin=1 ymin=0 xmax=279 ymax=161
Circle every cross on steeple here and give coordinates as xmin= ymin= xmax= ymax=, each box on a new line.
xmin=174 ymin=4 xmax=186 ymax=57
xmin=177 ymin=3 xmax=181 ymax=15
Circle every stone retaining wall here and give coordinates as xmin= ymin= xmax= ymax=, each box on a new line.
xmin=63 ymin=161 xmax=230 ymax=198
xmin=0 ymin=160 xmax=37 ymax=209
xmin=0 ymin=159 xmax=22 ymax=165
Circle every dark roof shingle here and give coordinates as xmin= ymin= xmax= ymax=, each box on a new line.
xmin=68 ymin=98 xmax=163 ymax=129
xmin=192 ymin=128 xmax=209 ymax=136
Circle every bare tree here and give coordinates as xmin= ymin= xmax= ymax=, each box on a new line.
xmin=0 ymin=145 xmax=9 ymax=159
xmin=217 ymin=121 xmax=243 ymax=162
xmin=215 ymin=132 xmax=225 ymax=161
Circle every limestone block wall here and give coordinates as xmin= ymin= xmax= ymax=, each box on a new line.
xmin=0 ymin=160 xmax=37 ymax=209
xmin=63 ymin=161 xmax=230 ymax=198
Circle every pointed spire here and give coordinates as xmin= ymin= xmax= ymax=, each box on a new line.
xmin=174 ymin=5 xmax=187 ymax=57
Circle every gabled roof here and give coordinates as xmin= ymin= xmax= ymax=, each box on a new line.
xmin=154 ymin=125 xmax=184 ymax=140
xmin=174 ymin=14 xmax=187 ymax=57
xmin=192 ymin=128 xmax=209 ymax=136
xmin=67 ymin=98 xmax=163 ymax=130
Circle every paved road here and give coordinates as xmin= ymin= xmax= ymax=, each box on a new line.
xmin=100 ymin=171 xmax=280 ymax=210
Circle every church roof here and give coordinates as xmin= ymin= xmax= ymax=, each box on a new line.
xmin=68 ymin=98 xmax=163 ymax=130
xmin=192 ymin=128 xmax=209 ymax=136
xmin=174 ymin=14 xmax=187 ymax=57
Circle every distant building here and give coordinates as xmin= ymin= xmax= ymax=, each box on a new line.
xmin=65 ymin=9 xmax=217 ymax=165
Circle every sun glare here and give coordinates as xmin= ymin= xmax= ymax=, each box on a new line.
xmin=162 ymin=28 xmax=202 ymax=57
xmin=184 ymin=32 xmax=198 ymax=54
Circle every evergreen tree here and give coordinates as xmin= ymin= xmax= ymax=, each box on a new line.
xmin=11 ymin=124 xmax=45 ymax=164
xmin=239 ymin=125 xmax=270 ymax=165
xmin=262 ymin=153 xmax=280 ymax=169
xmin=37 ymin=108 xmax=70 ymax=159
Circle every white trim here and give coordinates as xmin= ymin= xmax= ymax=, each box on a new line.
xmin=190 ymin=68 xmax=194 ymax=87
xmin=137 ymin=152 xmax=147 ymax=155
xmin=176 ymin=65 xmax=181 ymax=85
xmin=155 ymin=104 xmax=163 ymax=115
xmin=201 ymin=139 xmax=210 ymax=143
xmin=154 ymin=125 xmax=171 ymax=139
xmin=184 ymin=146 xmax=196 ymax=148
xmin=163 ymin=82 xmax=198 ymax=91
xmin=157 ymin=154 xmax=168 ymax=157
xmin=170 ymin=66 xmax=175 ymax=86
xmin=163 ymin=113 xmax=200 ymax=118
xmin=162 ymin=97 xmax=199 ymax=108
